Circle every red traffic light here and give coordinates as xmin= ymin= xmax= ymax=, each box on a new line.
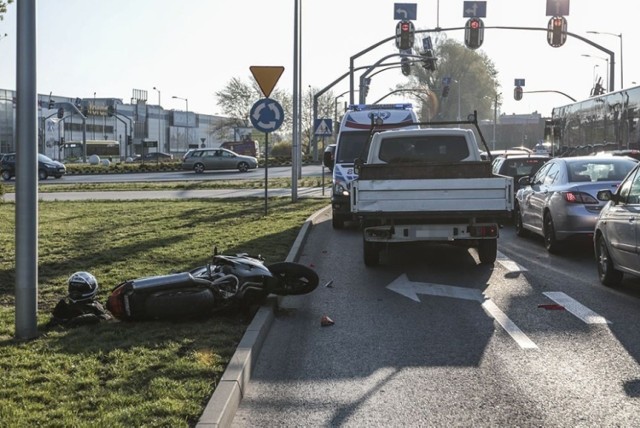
xmin=514 ymin=86 xmax=523 ymax=101
xmin=464 ymin=18 xmax=484 ymax=50
xmin=469 ymin=19 xmax=480 ymax=30
xmin=401 ymin=22 xmax=410 ymax=32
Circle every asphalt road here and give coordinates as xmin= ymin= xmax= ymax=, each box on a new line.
xmin=231 ymin=214 xmax=640 ymax=426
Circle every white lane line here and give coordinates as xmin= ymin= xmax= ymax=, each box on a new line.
xmin=481 ymin=299 xmax=539 ymax=350
xmin=543 ymin=292 xmax=611 ymax=324
xmin=496 ymin=251 xmax=528 ymax=273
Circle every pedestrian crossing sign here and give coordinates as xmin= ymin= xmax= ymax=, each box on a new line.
xmin=314 ymin=118 xmax=333 ymax=136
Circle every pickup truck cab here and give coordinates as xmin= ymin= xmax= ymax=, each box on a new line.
xmin=351 ymin=115 xmax=513 ymax=266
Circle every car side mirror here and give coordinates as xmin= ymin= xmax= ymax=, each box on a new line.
xmin=596 ymin=189 xmax=616 ymax=203
xmin=354 ymin=158 xmax=364 ymax=175
xmin=518 ymin=176 xmax=531 ymax=186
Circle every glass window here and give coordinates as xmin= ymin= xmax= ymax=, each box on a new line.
xmin=544 ymin=162 xmax=561 ymax=185
xmin=532 ymin=162 xmax=551 ymax=185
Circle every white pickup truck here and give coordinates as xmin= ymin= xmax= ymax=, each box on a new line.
xmin=350 ymin=117 xmax=514 ymax=266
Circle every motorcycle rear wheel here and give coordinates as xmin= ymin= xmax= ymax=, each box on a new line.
xmin=266 ymin=262 xmax=319 ymax=295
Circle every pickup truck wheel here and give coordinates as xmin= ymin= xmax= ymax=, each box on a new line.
xmin=363 ymin=240 xmax=379 ymax=267
xmin=543 ymin=213 xmax=563 ymax=254
xmin=514 ymin=204 xmax=527 ymax=237
xmin=477 ymin=239 xmax=497 ymax=264
xmin=332 ymin=212 xmax=345 ymax=229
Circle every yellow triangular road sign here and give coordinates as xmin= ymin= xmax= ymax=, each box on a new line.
xmin=250 ymin=66 xmax=285 ymax=98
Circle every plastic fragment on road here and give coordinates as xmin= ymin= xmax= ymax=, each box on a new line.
xmin=321 ymin=315 xmax=334 ymax=326
xmin=538 ymin=304 xmax=565 ymax=310
xmin=324 ymin=280 xmax=334 ymax=288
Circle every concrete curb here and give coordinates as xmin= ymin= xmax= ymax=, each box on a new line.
xmin=196 ymin=204 xmax=331 ymax=427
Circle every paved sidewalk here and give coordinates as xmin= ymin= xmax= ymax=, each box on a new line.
xmin=2 ymin=187 xmax=330 ymax=201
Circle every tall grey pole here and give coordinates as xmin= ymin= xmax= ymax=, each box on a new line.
xmin=291 ymin=0 xmax=300 ymax=202
xmin=15 ymin=0 xmax=39 ymax=340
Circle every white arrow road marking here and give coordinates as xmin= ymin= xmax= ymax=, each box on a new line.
xmin=481 ymin=300 xmax=539 ymax=350
xmin=387 ymin=274 xmax=538 ymax=350
xmin=543 ymin=292 xmax=611 ymax=324
xmin=496 ymin=251 xmax=528 ymax=273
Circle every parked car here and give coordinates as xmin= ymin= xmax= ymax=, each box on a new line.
xmin=514 ymin=155 xmax=638 ymax=253
xmin=323 ymin=144 xmax=336 ymax=171
xmin=1 ymin=153 xmax=66 ymax=181
xmin=133 ymin=152 xmax=174 ymax=162
xmin=181 ymin=148 xmax=258 ymax=173
xmin=491 ymin=153 xmax=552 ymax=195
xmin=594 ymin=161 xmax=640 ymax=286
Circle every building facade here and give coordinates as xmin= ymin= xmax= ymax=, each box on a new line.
xmin=0 ymin=88 xmax=229 ymax=160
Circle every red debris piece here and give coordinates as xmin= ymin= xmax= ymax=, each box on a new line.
xmin=321 ymin=315 xmax=335 ymax=326
xmin=538 ymin=304 xmax=565 ymax=310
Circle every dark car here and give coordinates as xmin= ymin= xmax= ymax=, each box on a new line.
xmin=323 ymin=144 xmax=336 ymax=171
xmin=132 ymin=152 xmax=174 ymax=162
xmin=594 ymin=161 xmax=640 ymax=286
xmin=1 ymin=153 xmax=66 ymax=181
xmin=514 ymin=155 xmax=638 ymax=253
xmin=491 ymin=154 xmax=552 ymax=194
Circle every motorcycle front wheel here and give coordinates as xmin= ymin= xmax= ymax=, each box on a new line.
xmin=266 ymin=262 xmax=319 ymax=296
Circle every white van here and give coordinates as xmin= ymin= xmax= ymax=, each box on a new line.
xmin=331 ymin=103 xmax=418 ymax=229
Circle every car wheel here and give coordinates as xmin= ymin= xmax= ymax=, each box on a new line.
xmin=363 ymin=239 xmax=380 ymax=267
xmin=38 ymin=169 xmax=48 ymax=180
xmin=237 ymin=162 xmax=249 ymax=172
xmin=193 ymin=163 xmax=205 ymax=174
xmin=477 ymin=239 xmax=497 ymax=264
xmin=514 ymin=204 xmax=527 ymax=237
xmin=1 ymin=170 xmax=11 ymax=181
xmin=332 ymin=212 xmax=345 ymax=229
xmin=596 ymin=234 xmax=623 ymax=287
xmin=543 ymin=212 xmax=562 ymax=253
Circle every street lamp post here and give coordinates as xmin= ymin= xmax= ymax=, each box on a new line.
xmin=153 ymin=86 xmax=163 ymax=151
xmin=172 ymin=95 xmax=188 ymax=149
xmin=582 ymin=54 xmax=608 ymax=92
xmin=587 ymin=31 xmax=623 ymax=90
xmin=93 ymin=92 xmax=96 ymax=140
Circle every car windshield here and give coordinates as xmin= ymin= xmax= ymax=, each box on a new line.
xmin=567 ymin=159 xmax=637 ymax=182
xmin=335 ymin=131 xmax=371 ymax=164
xmin=502 ymin=158 xmax=548 ymax=176
xmin=37 ymin=154 xmax=54 ymax=162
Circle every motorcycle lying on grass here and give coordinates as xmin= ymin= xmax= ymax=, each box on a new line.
xmin=106 ymin=247 xmax=319 ymax=321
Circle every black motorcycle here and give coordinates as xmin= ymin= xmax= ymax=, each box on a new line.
xmin=106 ymin=248 xmax=319 ymax=321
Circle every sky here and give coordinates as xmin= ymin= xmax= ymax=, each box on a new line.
xmin=0 ymin=0 xmax=636 ymax=120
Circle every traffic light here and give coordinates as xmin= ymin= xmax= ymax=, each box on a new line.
xmin=547 ymin=16 xmax=567 ymax=48
xmin=464 ymin=18 xmax=484 ymax=50
xmin=396 ymin=20 xmax=414 ymax=50
xmin=421 ymin=50 xmax=437 ymax=72
xmin=57 ymin=107 xmax=64 ymax=119
xmin=48 ymin=99 xmax=55 ymax=109
xmin=127 ymin=135 xmax=133 ymax=145
xmin=442 ymin=85 xmax=450 ymax=98
xmin=514 ymin=86 xmax=523 ymax=101
xmin=362 ymin=77 xmax=371 ymax=98
xmin=107 ymin=105 xmax=115 ymax=117
xmin=400 ymin=57 xmax=411 ymax=76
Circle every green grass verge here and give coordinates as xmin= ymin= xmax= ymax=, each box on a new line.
xmin=0 ymin=198 xmax=328 ymax=426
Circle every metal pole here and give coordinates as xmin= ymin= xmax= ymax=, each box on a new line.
xmin=153 ymin=86 xmax=162 ymax=151
xmin=291 ymin=0 xmax=300 ymax=202
xmin=15 ymin=0 xmax=38 ymax=340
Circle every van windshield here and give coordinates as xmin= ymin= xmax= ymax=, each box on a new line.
xmin=335 ymin=131 xmax=372 ymax=164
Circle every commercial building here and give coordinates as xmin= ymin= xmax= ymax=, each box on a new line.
xmin=0 ymin=88 xmax=231 ymax=160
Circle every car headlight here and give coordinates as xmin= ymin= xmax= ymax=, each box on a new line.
xmin=333 ymin=181 xmax=349 ymax=196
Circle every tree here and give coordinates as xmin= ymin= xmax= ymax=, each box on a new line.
xmin=0 ymin=1 xmax=13 ymax=20
xmin=399 ymin=38 xmax=500 ymax=122
xmin=214 ymin=77 xmax=336 ymax=157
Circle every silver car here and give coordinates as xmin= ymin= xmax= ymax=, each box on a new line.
xmin=181 ymin=148 xmax=258 ymax=173
xmin=514 ymin=155 xmax=637 ymax=253
xmin=594 ymin=161 xmax=640 ymax=286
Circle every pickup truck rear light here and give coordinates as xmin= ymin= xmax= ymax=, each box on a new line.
xmin=562 ymin=191 xmax=598 ymax=204
xmin=469 ymin=225 xmax=498 ymax=238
